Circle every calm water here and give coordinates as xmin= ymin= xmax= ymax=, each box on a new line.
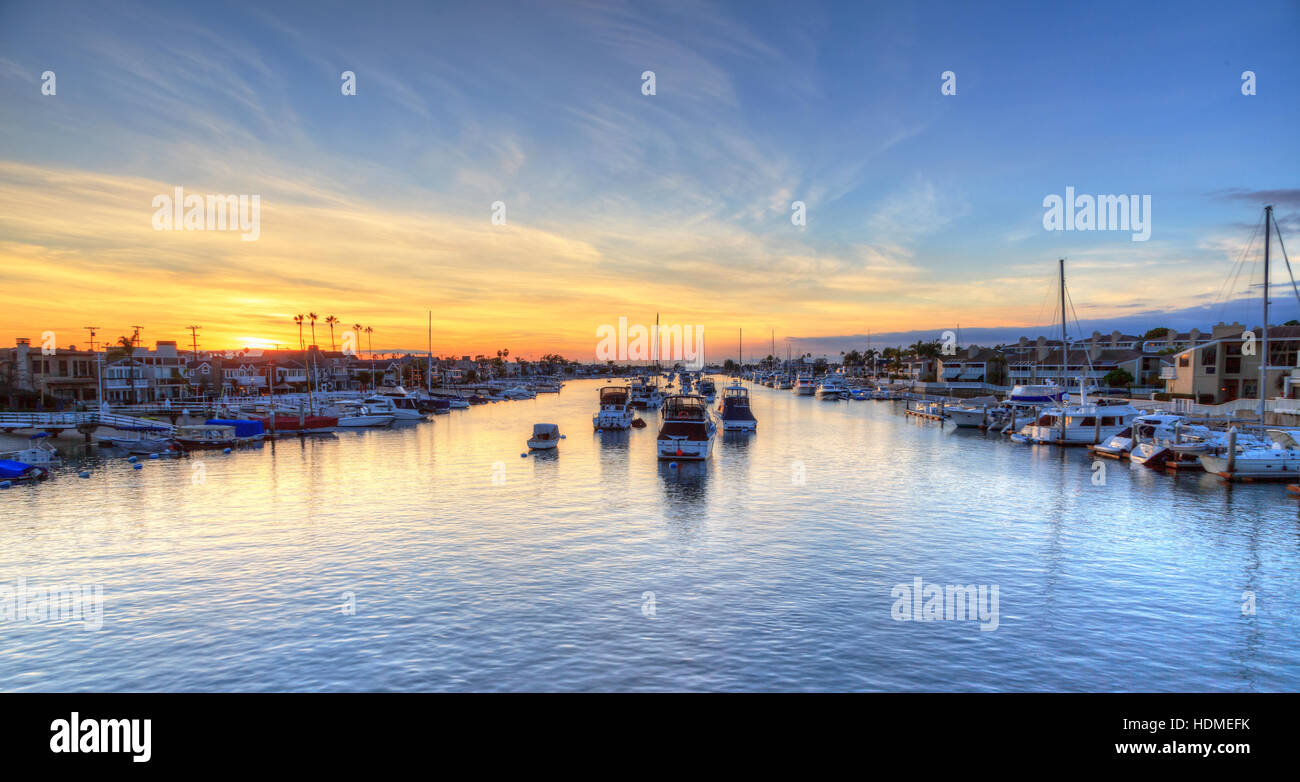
xmin=2 ymin=378 xmax=1298 ymax=692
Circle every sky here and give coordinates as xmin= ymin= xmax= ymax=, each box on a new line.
xmin=0 ymin=0 xmax=1297 ymax=360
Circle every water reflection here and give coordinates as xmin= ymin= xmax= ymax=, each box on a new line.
xmin=3 ymin=378 xmax=1300 ymax=691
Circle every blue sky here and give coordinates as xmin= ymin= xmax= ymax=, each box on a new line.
xmin=0 ymin=0 xmax=1297 ymax=356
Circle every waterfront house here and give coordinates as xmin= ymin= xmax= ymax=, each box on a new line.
xmin=0 ymin=338 xmax=101 ymax=407
xmin=1164 ymin=323 xmax=1300 ymax=403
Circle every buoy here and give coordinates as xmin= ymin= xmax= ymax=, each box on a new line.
xmin=520 ymin=453 xmax=527 ymax=458
xmin=0 ymin=481 xmax=11 ymax=489
xmin=148 ymin=453 xmax=160 ymax=460
xmin=79 ymin=471 xmax=90 ymax=479
xmin=128 ymin=455 xmax=138 ymax=463
xmin=132 ymin=463 xmax=143 ymax=470
xmin=223 ymin=448 xmax=232 ymax=454
xmin=669 ymin=462 xmax=678 ymax=469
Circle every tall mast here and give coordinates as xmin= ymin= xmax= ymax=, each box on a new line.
xmin=1058 ymin=258 xmax=1066 ymax=391
xmin=1261 ymin=205 xmax=1272 ymax=423
xmin=427 ymin=310 xmax=432 ymax=393
xmin=739 ymin=327 xmax=743 ymax=370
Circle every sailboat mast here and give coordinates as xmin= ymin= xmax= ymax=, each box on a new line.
xmin=739 ymin=327 xmax=743 ymax=370
xmin=1059 ymin=258 xmax=1067 ymax=391
xmin=427 ymin=310 xmax=432 ymax=393
xmin=1261 ymin=205 xmax=1272 ymax=423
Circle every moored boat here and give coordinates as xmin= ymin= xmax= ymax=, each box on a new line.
xmin=593 ymin=386 xmax=634 ymax=430
xmin=715 ymin=384 xmax=757 ymax=431
xmin=656 ymin=394 xmax=716 ymax=460
xmin=174 ymin=424 xmax=239 ymax=451
xmin=527 ymin=423 xmax=561 ymax=450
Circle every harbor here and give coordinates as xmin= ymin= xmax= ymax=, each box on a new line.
xmin=1 ymin=375 xmax=1298 ymax=691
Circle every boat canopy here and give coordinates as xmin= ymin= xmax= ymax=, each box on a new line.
xmin=205 ymin=419 xmax=266 ymax=438
xmin=532 ymin=423 xmax=559 ymax=437
xmin=599 ymin=387 xmax=629 ymax=404
xmin=663 ymin=395 xmax=708 ymax=419
xmin=0 ymin=459 xmax=39 ymax=479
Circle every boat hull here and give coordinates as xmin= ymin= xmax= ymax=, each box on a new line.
xmin=1200 ymin=453 xmax=1300 ymax=478
xmin=593 ymin=411 xmax=634 ymax=430
xmin=657 ymin=437 xmax=714 ymax=460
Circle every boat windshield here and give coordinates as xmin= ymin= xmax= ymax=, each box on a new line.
xmin=663 ymin=396 xmax=707 ymax=420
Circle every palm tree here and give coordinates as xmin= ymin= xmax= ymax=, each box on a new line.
xmin=294 ymin=314 xmax=305 ymax=351
xmin=364 ymin=326 xmax=374 ymax=391
xmin=106 ymin=336 xmax=140 ymax=404
xmin=308 ymin=313 xmax=319 ymax=349
xmin=325 ymin=316 xmax=339 ymax=351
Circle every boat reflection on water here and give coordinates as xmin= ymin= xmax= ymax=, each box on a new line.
xmin=720 ymin=429 xmax=755 ymax=449
xmin=657 ymin=458 xmax=710 ymax=496
xmin=595 ymin=428 xmax=630 ymax=450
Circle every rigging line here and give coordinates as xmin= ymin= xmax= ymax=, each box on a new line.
xmin=1211 ymin=214 xmax=1261 ymax=317
xmin=1215 ymin=227 xmax=1257 ymax=326
xmin=1272 ymin=210 xmax=1300 ymax=309
xmin=1064 ymin=285 xmax=1096 ymax=378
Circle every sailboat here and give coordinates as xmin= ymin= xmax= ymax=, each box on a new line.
xmin=1200 ymin=205 xmax=1300 ymax=479
xmin=1013 ymin=259 xmax=1139 ymax=445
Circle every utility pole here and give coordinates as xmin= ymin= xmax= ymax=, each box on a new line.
xmin=83 ymin=326 xmax=102 ymax=408
xmin=130 ymin=326 xmax=143 ymax=403
xmin=186 ymin=326 xmax=201 ymax=404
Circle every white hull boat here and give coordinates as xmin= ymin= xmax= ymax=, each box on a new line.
xmin=657 ymin=394 xmax=716 ymax=460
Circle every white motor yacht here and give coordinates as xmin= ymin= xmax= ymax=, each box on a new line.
xmin=656 ymin=395 xmax=716 ymax=460
xmin=1200 ymin=429 xmax=1300 ymax=479
xmin=593 ymin=386 xmax=634 ymax=430
xmin=363 ymin=395 xmax=427 ymax=421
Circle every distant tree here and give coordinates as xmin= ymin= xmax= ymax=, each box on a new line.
xmin=1142 ymin=327 xmax=1173 ymax=341
xmin=1104 ymin=368 xmax=1135 ymax=389
xmin=1286 ymin=320 xmax=1300 ymax=326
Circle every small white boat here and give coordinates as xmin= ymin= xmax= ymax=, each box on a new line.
xmin=501 ymin=386 xmax=535 ymax=400
xmin=816 ymin=376 xmax=847 ymax=400
xmin=1200 ymin=429 xmax=1300 ymax=479
xmin=0 ymin=439 xmax=64 ymax=465
xmin=942 ymin=396 xmax=1001 ymax=427
xmin=363 ymin=395 xmax=427 ymax=421
xmin=528 ymin=423 xmax=561 ymax=450
xmin=794 ymin=373 xmax=817 ymax=396
xmin=714 ymin=384 xmax=757 ymax=431
xmin=593 ymin=386 xmax=634 ymax=430
xmin=331 ymin=401 xmax=396 ymax=428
